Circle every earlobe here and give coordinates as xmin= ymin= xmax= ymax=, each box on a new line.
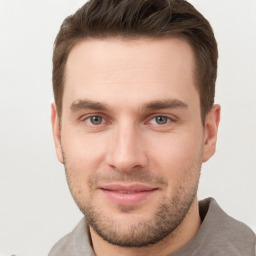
xmin=202 ymin=104 xmax=221 ymax=162
xmin=51 ymin=102 xmax=64 ymax=163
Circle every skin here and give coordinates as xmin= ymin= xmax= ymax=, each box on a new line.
xmin=51 ymin=38 xmax=220 ymax=256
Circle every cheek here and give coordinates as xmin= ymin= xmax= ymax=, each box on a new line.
xmin=148 ymin=131 xmax=203 ymax=181
xmin=61 ymin=131 xmax=108 ymax=181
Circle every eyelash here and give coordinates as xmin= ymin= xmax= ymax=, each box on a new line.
xmin=81 ymin=115 xmax=107 ymax=126
xmin=80 ymin=114 xmax=175 ymax=127
xmin=147 ymin=116 xmax=173 ymax=125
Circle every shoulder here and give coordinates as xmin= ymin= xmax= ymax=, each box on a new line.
xmin=199 ymin=198 xmax=256 ymax=255
xmin=48 ymin=218 xmax=95 ymax=256
xmin=48 ymin=232 xmax=74 ymax=256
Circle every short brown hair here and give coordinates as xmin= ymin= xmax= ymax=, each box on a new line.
xmin=53 ymin=0 xmax=218 ymax=123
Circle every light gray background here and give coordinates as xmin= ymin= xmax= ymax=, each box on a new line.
xmin=0 ymin=0 xmax=255 ymax=255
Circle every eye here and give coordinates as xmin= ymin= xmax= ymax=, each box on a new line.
xmin=150 ymin=116 xmax=171 ymax=125
xmin=87 ymin=116 xmax=104 ymax=125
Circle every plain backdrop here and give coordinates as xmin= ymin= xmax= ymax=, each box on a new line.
xmin=0 ymin=0 xmax=255 ymax=255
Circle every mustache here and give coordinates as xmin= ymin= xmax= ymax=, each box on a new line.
xmin=88 ymin=167 xmax=168 ymax=188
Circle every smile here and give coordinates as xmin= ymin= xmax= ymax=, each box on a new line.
xmin=116 ymin=190 xmax=143 ymax=194
xmin=99 ymin=184 xmax=158 ymax=205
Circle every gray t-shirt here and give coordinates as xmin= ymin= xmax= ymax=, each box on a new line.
xmin=48 ymin=198 xmax=256 ymax=256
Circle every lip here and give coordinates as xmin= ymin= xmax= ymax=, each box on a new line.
xmin=99 ymin=183 xmax=158 ymax=205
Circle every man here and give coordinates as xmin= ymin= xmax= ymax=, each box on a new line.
xmin=49 ymin=0 xmax=256 ymax=255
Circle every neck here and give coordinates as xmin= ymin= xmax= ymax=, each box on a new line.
xmin=90 ymin=198 xmax=201 ymax=256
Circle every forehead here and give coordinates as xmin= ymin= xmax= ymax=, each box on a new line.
xmin=63 ymin=37 xmax=199 ymax=110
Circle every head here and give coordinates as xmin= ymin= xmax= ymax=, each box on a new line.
xmin=53 ymin=0 xmax=218 ymax=124
xmin=51 ymin=0 xmax=220 ymax=251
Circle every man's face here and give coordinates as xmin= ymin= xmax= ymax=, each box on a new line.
xmin=52 ymin=38 xmax=219 ymax=247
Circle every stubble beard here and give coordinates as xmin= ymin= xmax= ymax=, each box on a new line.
xmin=64 ymin=165 xmax=201 ymax=248
xmin=86 ymin=187 xmax=198 ymax=247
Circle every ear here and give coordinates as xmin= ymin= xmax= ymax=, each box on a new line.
xmin=202 ymin=104 xmax=221 ymax=162
xmin=51 ymin=102 xmax=64 ymax=163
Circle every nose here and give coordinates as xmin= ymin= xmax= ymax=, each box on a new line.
xmin=105 ymin=123 xmax=148 ymax=172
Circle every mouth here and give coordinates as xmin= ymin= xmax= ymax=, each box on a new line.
xmin=99 ymin=183 xmax=158 ymax=205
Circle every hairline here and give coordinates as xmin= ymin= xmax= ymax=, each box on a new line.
xmin=58 ymin=35 xmax=206 ymax=125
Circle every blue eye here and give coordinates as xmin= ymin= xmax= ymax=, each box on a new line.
xmin=89 ymin=116 xmax=103 ymax=125
xmin=153 ymin=116 xmax=169 ymax=125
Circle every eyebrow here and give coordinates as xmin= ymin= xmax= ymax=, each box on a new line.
xmin=70 ymin=98 xmax=188 ymax=112
xmin=143 ymin=99 xmax=188 ymax=111
xmin=70 ymin=100 xmax=107 ymax=112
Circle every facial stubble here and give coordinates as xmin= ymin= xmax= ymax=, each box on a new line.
xmin=63 ymin=160 xmax=201 ymax=248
